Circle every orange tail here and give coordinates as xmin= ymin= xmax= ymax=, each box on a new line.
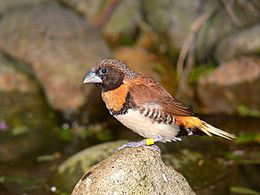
xmin=176 ymin=117 xmax=236 ymax=140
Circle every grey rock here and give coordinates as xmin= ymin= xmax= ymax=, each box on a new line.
xmin=72 ymin=147 xmax=195 ymax=195
xmin=0 ymin=1 xmax=111 ymax=112
xmin=143 ymin=0 xmax=200 ymax=50
xmin=197 ymin=57 xmax=260 ymax=114
xmin=0 ymin=0 xmax=45 ymax=13
xmin=215 ymin=25 xmax=260 ymax=62
xmin=58 ymin=0 xmax=100 ymax=20
xmin=143 ymin=0 xmax=260 ymax=58
xmin=103 ymin=0 xmax=141 ymax=37
xmin=60 ymin=0 xmax=141 ymax=38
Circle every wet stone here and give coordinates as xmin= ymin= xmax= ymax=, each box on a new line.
xmin=0 ymin=0 xmax=112 ymax=112
xmin=72 ymin=146 xmax=195 ymax=195
xmin=197 ymin=57 xmax=260 ymax=114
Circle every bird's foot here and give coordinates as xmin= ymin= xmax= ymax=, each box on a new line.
xmin=118 ymin=140 xmax=146 ymax=150
xmin=118 ymin=138 xmax=161 ymax=153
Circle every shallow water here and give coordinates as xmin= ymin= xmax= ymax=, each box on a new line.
xmin=0 ymin=113 xmax=259 ymax=194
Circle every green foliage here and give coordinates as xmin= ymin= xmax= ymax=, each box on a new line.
xmin=226 ymin=152 xmax=260 ymax=164
xmin=230 ymin=186 xmax=260 ymax=195
xmin=119 ymin=36 xmax=136 ymax=46
xmin=236 ymin=132 xmax=260 ymax=144
xmin=11 ymin=126 xmax=29 ymax=135
xmin=36 ymin=152 xmax=60 ymax=162
xmin=57 ymin=128 xmax=72 ymax=141
xmin=238 ymin=105 xmax=260 ymax=118
xmin=0 ymin=175 xmax=43 ymax=191
xmin=56 ymin=124 xmax=113 ymax=142
xmin=190 ymin=64 xmax=215 ymax=83
xmin=95 ymin=131 xmax=113 ymax=142
xmin=73 ymin=126 xmax=92 ymax=139
xmin=152 ymin=62 xmax=167 ymax=75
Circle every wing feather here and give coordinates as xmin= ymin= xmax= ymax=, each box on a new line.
xmin=128 ymin=77 xmax=193 ymax=116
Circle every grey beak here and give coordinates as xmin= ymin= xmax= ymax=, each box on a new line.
xmin=83 ymin=70 xmax=102 ymax=84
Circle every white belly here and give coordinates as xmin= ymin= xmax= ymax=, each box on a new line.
xmin=114 ymin=109 xmax=179 ymax=142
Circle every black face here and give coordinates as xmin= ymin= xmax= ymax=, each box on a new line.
xmin=95 ymin=66 xmax=124 ymax=92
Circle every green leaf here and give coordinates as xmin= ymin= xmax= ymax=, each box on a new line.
xmin=0 ymin=175 xmax=43 ymax=186
xmin=236 ymin=132 xmax=260 ymax=144
xmin=230 ymin=186 xmax=260 ymax=195
xmin=11 ymin=126 xmax=28 ymax=135
xmin=226 ymin=152 xmax=260 ymax=164
xmin=190 ymin=64 xmax=215 ymax=83
xmin=36 ymin=152 xmax=60 ymax=162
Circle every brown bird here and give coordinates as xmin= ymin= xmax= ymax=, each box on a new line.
xmin=83 ymin=59 xmax=235 ymax=151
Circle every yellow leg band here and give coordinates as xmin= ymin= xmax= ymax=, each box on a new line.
xmin=146 ymin=138 xmax=155 ymax=146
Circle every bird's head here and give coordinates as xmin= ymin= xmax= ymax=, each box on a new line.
xmin=83 ymin=59 xmax=137 ymax=92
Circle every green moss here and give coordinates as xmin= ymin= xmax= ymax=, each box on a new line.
xmin=238 ymin=105 xmax=260 ymax=118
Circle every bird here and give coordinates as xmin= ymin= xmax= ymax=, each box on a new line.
xmin=83 ymin=59 xmax=235 ymax=151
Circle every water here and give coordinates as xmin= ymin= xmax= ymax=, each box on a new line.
xmin=0 ymin=113 xmax=259 ymax=194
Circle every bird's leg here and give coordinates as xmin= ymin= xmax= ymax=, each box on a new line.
xmin=118 ymin=139 xmax=147 ymax=150
xmin=118 ymin=136 xmax=163 ymax=153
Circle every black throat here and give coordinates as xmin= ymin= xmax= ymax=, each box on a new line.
xmin=96 ymin=81 xmax=123 ymax=92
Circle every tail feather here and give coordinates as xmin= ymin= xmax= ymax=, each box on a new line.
xmin=175 ymin=117 xmax=236 ymax=140
xmin=200 ymin=121 xmax=236 ymax=140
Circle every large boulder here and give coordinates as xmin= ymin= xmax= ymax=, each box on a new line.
xmin=59 ymin=0 xmax=141 ymax=39
xmin=215 ymin=24 xmax=260 ymax=62
xmin=142 ymin=0 xmax=260 ymax=59
xmin=197 ymin=57 xmax=260 ymax=114
xmin=72 ymin=147 xmax=195 ymax=195
xmin=143 ymin=0 xmax=200 ymax=51
xmin=0 ymin=0 xmax=111 ymax=112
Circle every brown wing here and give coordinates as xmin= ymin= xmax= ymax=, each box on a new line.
xmin=128 ymin=77 xmax=194 ymax=116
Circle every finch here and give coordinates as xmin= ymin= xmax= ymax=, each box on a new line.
xmin=83 ymin=59 xmax=235 ymax=151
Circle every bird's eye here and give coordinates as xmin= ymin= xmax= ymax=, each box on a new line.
xmin=100 ymin=68 xmax=108 ymax=75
